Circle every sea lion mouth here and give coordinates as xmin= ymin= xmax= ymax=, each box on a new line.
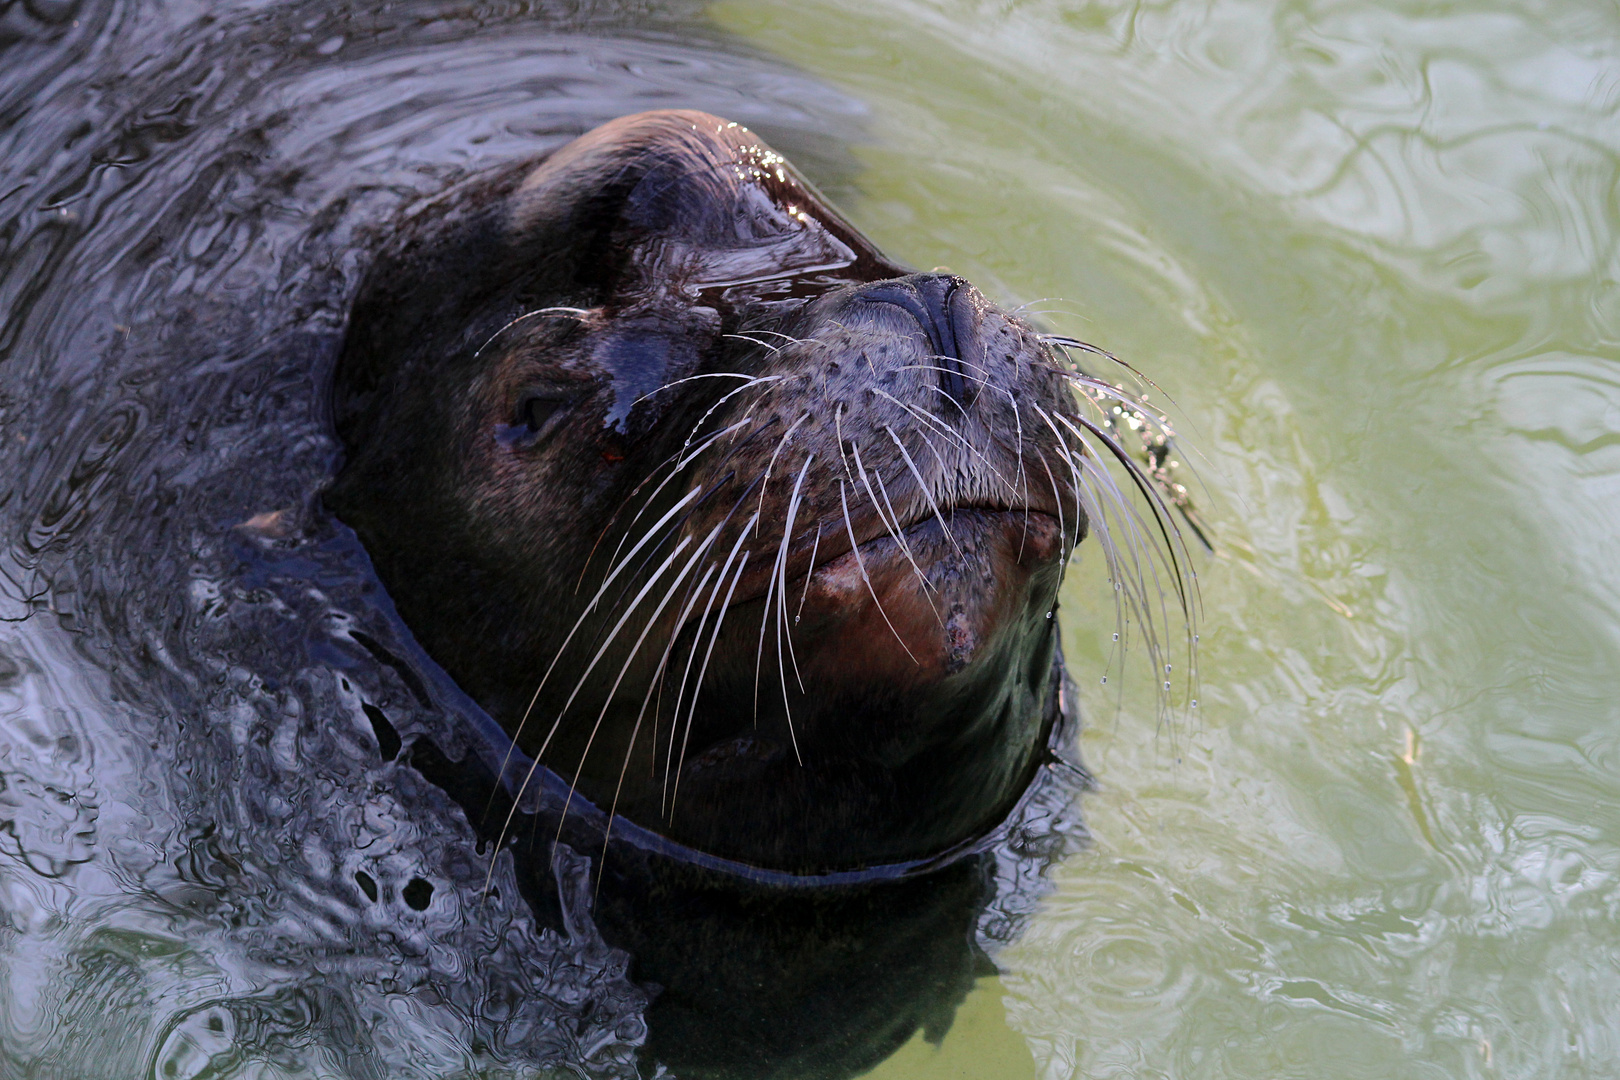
xmin=694 ymin=506 xmax=1066 ymax=687
xmin=703 ymin=504 xmax=1066 ymax=620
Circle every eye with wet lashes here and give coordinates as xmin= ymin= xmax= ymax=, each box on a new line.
xmin=497 ymin=387 xmax=579 ymax=448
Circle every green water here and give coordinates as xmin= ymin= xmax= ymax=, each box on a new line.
xmin=715 ymin=1 xmax=1620 ymax=1076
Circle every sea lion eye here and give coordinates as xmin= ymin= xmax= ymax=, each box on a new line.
xmin=497 ymin=387 xmax=576 ymax=448
xmin=518 ymin=394 xmax=568 ymax=434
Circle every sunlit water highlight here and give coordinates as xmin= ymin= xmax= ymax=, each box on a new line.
xmin=1 ymin=0 xmax=1616 ymax=1076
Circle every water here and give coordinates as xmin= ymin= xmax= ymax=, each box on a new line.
xmin=2 ymin=0 xmax=1617 ymax=1077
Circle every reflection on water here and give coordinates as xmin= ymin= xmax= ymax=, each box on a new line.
xmin=4 ymin=0 xmax=1619 ymax=1075
xmin=708 ymin=0 xmax=1620 ymax=1077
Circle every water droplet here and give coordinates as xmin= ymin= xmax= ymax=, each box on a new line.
xmin=1112 ymin=633 xmax=1119 ymax=641
xmin=1100 ymin=677 xmax=1107 ymax=684
xmin=794 ymin=615 xmax=800 ymax=625
xmin=1163 ymin=681 xmax=1171 ymax=690
xmin=1165 ymin=664 xmax=1172 ymax=673
xmin=1046 ymin=610 xmax=1053 ymax=619
xmin=1191 ymin=699 xmax=1198 ymax=708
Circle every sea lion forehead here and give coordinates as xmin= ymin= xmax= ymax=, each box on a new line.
xmin=511 ymin=111 xmax=779 ymax=231
xmin=506 ymin=109 xmax=871 ymax=274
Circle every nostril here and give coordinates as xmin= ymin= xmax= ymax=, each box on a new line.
xmin=857 ymin=273 xmax=982 ymax=414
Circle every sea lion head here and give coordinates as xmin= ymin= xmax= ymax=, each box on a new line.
xmin=329 ymin=110 xmax=1107 ymax=871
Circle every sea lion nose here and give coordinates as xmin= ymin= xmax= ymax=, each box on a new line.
xmin=856 ymin=273 xmax=983 ymax=413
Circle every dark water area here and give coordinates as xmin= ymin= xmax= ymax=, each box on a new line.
xmin=0 ymin=2 xmax=1089 ymax=1075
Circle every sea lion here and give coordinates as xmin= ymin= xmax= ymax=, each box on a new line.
xmin=328 ymin=109 xmax=1167 ymax=874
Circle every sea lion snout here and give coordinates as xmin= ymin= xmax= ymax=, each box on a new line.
xmin=851 ymin=273 xmax=989 ymax=412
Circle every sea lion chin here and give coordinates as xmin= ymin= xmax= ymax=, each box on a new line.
xmin=327 ymin=109 xmax=1091 ymax=873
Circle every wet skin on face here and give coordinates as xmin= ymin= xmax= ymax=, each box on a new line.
xmin=328 ymin=110 xmax=1088 ymax=872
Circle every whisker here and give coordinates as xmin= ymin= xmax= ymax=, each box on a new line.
xmin=852 ymin=442 xmax=939 ymax=603
xmin=1052 ymin=408 xmax=1191 ymax=615
xmin=662 ymin=512 xmax=760 ymax=809
xmin=598 ymin=557 xmax=721 ymax=877
xmin=670 ymin=551 xmax=752 ymax=816
xmin=839 ymin=479 xmax=919 ymax=665
xmin=868 ymin=385 xmax=1020 ymax=500
xmin=631 ymin=372 xmax=769 ymax=410
xmin=680 ymin=377 xmax=787 ymax=453
xmin=795 ymin=526 xmax=822 ymax=625
xmin=483 ymin=530 xmax=701 ymax=896
xmin=474 ymin=306 xmax=591 ymax=358
xmin=1041 ymin=334 xmax=1178 ymax=405
xmin=772 ymin=455 xmax=815 ymax=763
xmin=579 ymin=418 xmax=753 ymax=594
xmin=883 ymin=424 xmax=964 ymax=561
xmin=754 ymin=411 xmax=811 ymax=534
xmin=487 ymin=485 xmax=704 ymax=823
xmin=551 ymin=521 xmax=727 ymax=850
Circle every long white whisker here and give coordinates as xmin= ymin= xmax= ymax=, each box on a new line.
xmin=474 ymin=307 xmax=591 ymax=358
xmin=662 ymin=512 xmax=759 ymax=808
xmin=795 ymin=526 xmax=822 ymax=625
xmin=484 ymin=531 xmax=699 ymax=895
xmin=582 ymin=420 xmax=750 ymax=595
xmin=839 ymin=480 xmax=918 ymax=665
xmin=754 ymin=411 xmax=810 ymax=534
xmin=774 ymin=455 xmax=815 ymax=763
xmin=493 ymin=485 xmax=704 ymax=809
xmin=670 ymin=551 xmax=752 ymax=816
xmin=681 ymin=378 xmax=786 ymax=452
xmin=852 ymin=442 xmax=937 ymax=600
xmin=597 ymin=555 xmax=720 ymax=871
xmin=883 ymin=424 xmax=964 ymax=561
xmin=631 ymin=372 xmax=766 ymax=409
xmin=552 ymin=522 xmax=725 ymax=846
